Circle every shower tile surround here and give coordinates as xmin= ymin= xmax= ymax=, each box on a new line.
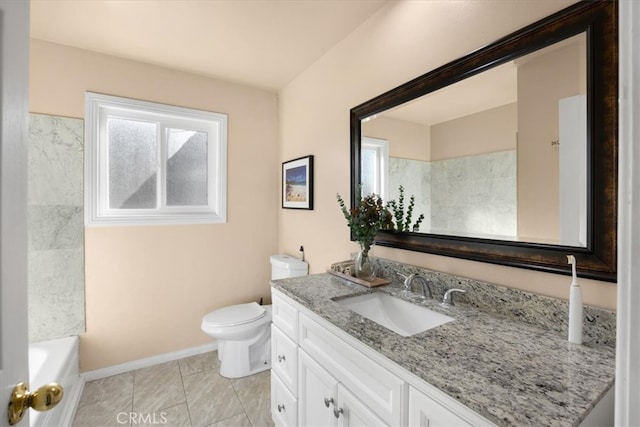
xmin=388 ymin=150 xmax=517 ymax=237
xmin=28 ymin=113 xmax=85 ymax=342
xmin=272 ymin=258 xmax=615 ymax=426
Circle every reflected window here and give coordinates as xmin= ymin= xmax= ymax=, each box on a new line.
xmin=85 ymin=93 xmax=227 ymax=225
xmin=361 ymin=137 xmax=388 ymax=199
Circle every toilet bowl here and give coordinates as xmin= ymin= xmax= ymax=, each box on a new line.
xmin=201 ymin=254 xmax=308 ymax=378
xmin=201 ymin=302 xmax=272 ymax=378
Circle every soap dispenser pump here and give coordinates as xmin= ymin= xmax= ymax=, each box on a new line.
xmin=567 ymin=255 xmax=583 ymax=345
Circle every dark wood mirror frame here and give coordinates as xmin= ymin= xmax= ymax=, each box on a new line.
xmin=350 ymin=1 xmax=618 ymax=282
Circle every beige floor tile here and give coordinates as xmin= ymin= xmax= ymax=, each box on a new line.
xmin=73 ymin=353 xmax=274 ymax=427
xmin=136 ymin=403 xmax=192 ymax=427
xmin=72 ymin=394 xmax=133 ymax=427
xmin=206 ymin=413 xmax=252 ymax=427
xmin=78 ymin=372 xmax=134 ymax=407
xmin=183 ymin=369 xmax=245 ymax=427
xmin=73 ymin=373 xmax=134 ymax=427
xmin=179 ymin=351 xmax=219 ymax=377
xmin=133 ymin=361 xmax=187 ymax=413
xmin=232 ymin=371 xmax=274 ymax=427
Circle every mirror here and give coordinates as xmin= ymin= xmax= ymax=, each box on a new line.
xmin=362 ymin=33 xmax=587 ymax=246
xmin=350 ymin=1 xmax=617 ymax=281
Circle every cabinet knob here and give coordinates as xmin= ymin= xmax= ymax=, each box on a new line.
xmin=333 ymin=407 xmax=344 ymax=419
xmin=323 ymin=397 xmax=334 ymax=408
xmin=277 ymin=404 xmax=285 ymax=413
xmin=278 ymin=355 xmax=286 ymax=362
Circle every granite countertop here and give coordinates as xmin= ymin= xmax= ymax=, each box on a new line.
xmin=271 ymin=273 xmax=616 ymax=427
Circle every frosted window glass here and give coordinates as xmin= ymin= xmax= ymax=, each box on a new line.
xmin=361 ymin=149 xmax=376 ymax=196
xmin=108 ymin=118 xmax=157 ymax=209
xmin=166 ymin=129 xmax=208 ymax=206
xmin=86 ymin=92 xmax=227 ymax=225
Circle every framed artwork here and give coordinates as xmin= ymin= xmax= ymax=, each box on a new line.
xmin=282 ymin=155 xmax=314 ymax=210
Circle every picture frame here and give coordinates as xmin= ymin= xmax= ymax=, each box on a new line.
xmin=282 ymin=155 xmax=314 ymax=210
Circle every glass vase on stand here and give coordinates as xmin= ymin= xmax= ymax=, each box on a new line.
xmin=355 ymin=242 xmax=376 ymax=281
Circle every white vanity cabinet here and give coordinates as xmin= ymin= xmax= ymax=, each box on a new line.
xmin=271 ymin=325 xmax=297 ymax=394
xmin=271 ymin=373 xmax=297 ymax=427
xmin=299 ymin=349 xmax=387 ymax=427
xmin=408 ymin=386 xmax=474 ymax=427
xmin=271 ymin=289 xmax=494 ymax=427
xmin=271 ymin=293 xmax=299 ymax=427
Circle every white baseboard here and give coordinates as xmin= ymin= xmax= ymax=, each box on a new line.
xmin=82 ymin=342 xmax=218 ymax=382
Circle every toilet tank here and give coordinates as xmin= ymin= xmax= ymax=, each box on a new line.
xmin=270 ymin=254 xmax=309 ymax=280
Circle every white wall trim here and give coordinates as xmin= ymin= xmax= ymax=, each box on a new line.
xmin=55 ymin=376 xmax=85 ymax=427
xmin=84 ymin=92 xmax=228 ymax=227
xmin=615 ymin=1 xmax=640 ymax=424
xmin=82 ymin=342 xmax=217 ymax=382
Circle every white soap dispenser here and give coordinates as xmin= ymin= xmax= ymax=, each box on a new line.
xmin=567 ymin=255 xmax=583 ymax=345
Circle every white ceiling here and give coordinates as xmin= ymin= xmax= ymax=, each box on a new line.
xmin=30 ymin=0 xmax=388 ymax=92
xmin=382 ymin=61 xmax=518 ymax=126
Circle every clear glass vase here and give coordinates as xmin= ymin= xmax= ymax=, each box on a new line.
xmin=354 ymin=242 xmax=376 ymax=281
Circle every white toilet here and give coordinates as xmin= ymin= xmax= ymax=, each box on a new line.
xmin=201 ymin=254 xmax=308 ymax=378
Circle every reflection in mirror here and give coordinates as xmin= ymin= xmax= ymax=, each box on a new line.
xmin=361 ymin=33 xmax=586 ymax=247
xmin=351 ymin=1 xmax=617 ymax=281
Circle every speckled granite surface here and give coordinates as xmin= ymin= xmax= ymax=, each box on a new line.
xmin=271 ymin=273 xmax=615 ymax=427
xmin=374 ymin=258 xmax=616 ymax=348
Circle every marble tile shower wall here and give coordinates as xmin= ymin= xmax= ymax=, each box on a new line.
xmin=375 ymin=258 xmax=616 ymax=348
xmin=28 ymin=113 xmax=85 ymax=343
xmin=388 ymin=150 xmax=516 ymax=238
xmin=430 ymin=150 xmax=517 ymax=238
xmin=388 ymin=157 xmax=431 ymax=231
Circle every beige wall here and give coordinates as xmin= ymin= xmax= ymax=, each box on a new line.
xmin=279 ymin=0 xmax=616 ymax=310
xmin=362 ymin=116 xmax=430 ymax=161
xmin=431 ymin=103 xmax=517 ymax=161
xmin=517 ymin=39 xmax=586 ymax=242
xmin=30 ymin=40 xmax=280 ymax=371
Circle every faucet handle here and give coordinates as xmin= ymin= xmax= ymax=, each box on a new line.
xmin=397 ymin=272 xmax=411 ymax=289
xmin=441 ymin=288 xmax=466 ymax=306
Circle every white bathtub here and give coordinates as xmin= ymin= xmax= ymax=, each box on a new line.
xmin=29 ymin=336 xmax=84 ymax=427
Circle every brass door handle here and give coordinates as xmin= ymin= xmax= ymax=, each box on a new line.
xmin=8 ymin=382 xmax=64 ymax=425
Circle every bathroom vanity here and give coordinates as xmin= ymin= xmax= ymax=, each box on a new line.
xmin=270 ymin=272 xmax=615 ymax=426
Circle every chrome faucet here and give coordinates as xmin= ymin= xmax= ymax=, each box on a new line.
xmin=398 ymin=273 xmax=433 ymax=299
xmin=441 ymin=288 xmax=466 ymax=307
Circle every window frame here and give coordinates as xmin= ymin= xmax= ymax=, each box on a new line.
xmin=85 ymin=92 xmax=228 ymax=226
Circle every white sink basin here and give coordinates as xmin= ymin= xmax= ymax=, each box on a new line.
xmin=336 ymin=292 xmax=453 ymax=337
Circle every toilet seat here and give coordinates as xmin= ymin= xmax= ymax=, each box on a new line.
xmin=202 ymin=302 xmax=266 ymax=327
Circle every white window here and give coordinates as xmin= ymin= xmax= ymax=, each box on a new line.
xmin=361 ymin=137 xmax=389 ymax=200
xmin=85 ymin=93 xmax=227 ymax=226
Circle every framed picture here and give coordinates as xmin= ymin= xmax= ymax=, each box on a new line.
xmin=282 ymin=155 xmax=314 ymax=209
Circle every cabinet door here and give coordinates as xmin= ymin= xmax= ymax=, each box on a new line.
xmin=299 ymin=350 xmax=338 ymax=427
xmin=272 ymin=291 xmax=299 ymax=342
xmin=272 ymin=373 xmax=297 ymax=427
xmin=335 ymin=384 xmax=388 ymax=427
xmin=299 ymin=313 xmax=404 ymax=425
xmin=272 ymin=324 xmax=298 ymax=395
xmin=408 ymin=386 xmax=472 ymax=427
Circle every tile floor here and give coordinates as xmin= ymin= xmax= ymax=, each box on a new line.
xmin=72 ymin=351 xmax=274 ymax=427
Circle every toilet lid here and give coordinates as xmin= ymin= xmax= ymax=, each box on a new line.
xmin=203 ymin=302 xmax=266 ymax=327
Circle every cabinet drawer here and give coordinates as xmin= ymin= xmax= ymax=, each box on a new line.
xmin=272 ymin=292 xmax=299 ymax=342
xmin=272 ymin=372 xmax=297 ymax=427
xmin=408 ymin=386 xmax=491 ymax=427
xmin=272 ymin=324 xmax=298 ymax=395
xmin=299 ymin=313 xmax=404 ymax=426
